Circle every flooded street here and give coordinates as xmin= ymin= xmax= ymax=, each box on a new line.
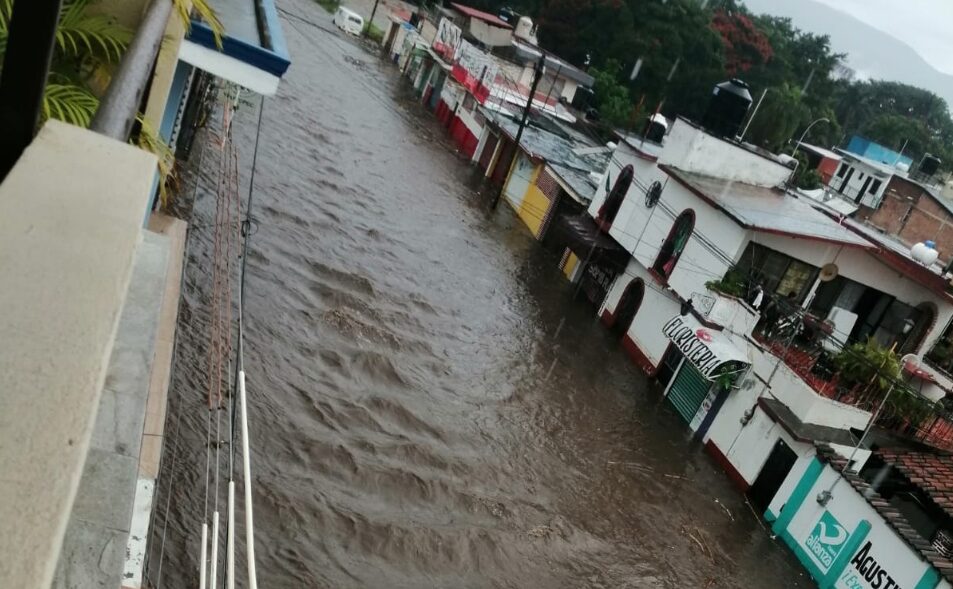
xmin=151 ymin=1 xmax=808 ymax=586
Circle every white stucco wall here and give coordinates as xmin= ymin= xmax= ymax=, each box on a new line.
xmin=830 ymin=159 xmax=891 ymax=207
xmin=770 ymin=456 xmax=943 ymax=589
xmin=468 ymin=19 xmax=512 ymax=47
xmin=560 ymin=79 xmax=578 ymax=103
xmin=504 ymin=151 xmax=534 ymax=208
xmin=660 ymin=118 xmax=792 ymax=187
xmin=587 ymin=143 xmax=663 ymax=252
xmin=440 ymin=78 xmax=461 ymax=108
xmin=600 ymin=260 xmax=679 ymax=369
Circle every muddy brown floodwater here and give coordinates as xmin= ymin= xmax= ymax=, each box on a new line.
xmin=149 ymin=2 xmax=810 ymax=587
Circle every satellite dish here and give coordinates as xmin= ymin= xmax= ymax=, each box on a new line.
xmin=819 ymin=263 xmax=839 ymax=282
xmin=645 ymin=181 xmax=663 ymax=208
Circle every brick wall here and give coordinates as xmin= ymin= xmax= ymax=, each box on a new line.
xmin=861 ymin=177 xmax=953 ymax=262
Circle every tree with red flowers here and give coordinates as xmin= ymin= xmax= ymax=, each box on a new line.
xmin=711 ymin=10 xmax=773 ymax=75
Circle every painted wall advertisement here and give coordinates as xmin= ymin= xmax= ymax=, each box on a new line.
xmin=799 ymin=509 xmax=931 ymax=589
xmin=432 ymin=18 xmax=462 ymax=61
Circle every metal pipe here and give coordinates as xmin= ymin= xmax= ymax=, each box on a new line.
xmin=226 ymin=481 xmax=235 ymax=589
xmin=199 ymin=522 xmax=208 ymax=589
xmin=90 ymin=0 xmax=173 ymax=140
xmin=0 ymin=0 xmax=63 ymax=181
xmin=210 ymin=510 xmax=220 ymax=589
xmin=739 ymin=88 xmax=769 ymax=143
xmin=239 ymin=370 xmax=259 ymax=589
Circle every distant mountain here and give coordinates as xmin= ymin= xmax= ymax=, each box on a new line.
xmin=744 ymin=0 xmax=953 ymax=108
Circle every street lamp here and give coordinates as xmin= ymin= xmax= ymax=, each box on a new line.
xmin=787 ymin=117 xmax=830 ymax=188
xmin=791 ymin=117 xmax=830 ymax=159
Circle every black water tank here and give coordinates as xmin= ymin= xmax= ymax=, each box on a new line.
xmin=646 ymin=114 xmax=667 ymax=143
xmin=702 ymin=79 xmax=752 ymax=139
xmin=921 ymin=154 xmax=942 ymax=176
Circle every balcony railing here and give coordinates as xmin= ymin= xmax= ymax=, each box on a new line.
xmin=755 ymin=303 xmax=953 ymax=451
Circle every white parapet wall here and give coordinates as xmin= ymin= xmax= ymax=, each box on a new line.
xmin=0 ymin=120 xmax=157 ymax=589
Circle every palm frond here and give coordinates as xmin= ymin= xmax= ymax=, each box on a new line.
xmin=174 ymin=0 xmax=224 ymax=49
xmin=42 ymin=82 xmax=100 ymax=127
xmin=136 ymin=115 xmax=177 ymax=208
xmin=56 ymin=0 xmax=132 ymax=63
xmin=0 ymin=0 xmax=14 ymax=57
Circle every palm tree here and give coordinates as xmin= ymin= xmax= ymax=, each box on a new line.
xmin=0 ymin=0 xmax=221 ymax=204
xmin=0 ymin=0 xmax=221 ymax=127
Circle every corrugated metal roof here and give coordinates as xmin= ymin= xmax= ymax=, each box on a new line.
xmin=548 ymin=162 xmax=598 ymax=203
xmin=663 ymin=166 xmax=871 ymax=247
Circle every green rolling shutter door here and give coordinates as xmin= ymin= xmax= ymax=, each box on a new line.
xmin=667 ymin=362 xmax=711 ymax=423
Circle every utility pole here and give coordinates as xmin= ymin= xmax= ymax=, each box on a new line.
xmin=365 ymin=0 xmax=380 ymax=38
xmin=493 ymin=56 xmax=544 ymax=209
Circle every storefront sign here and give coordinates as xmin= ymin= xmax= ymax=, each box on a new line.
xmin=432 ymin=18 xmax=462 ymax=61
xmin=662 ymin=315 xmax=748 ymax=380
xmin=805 ymin=511 xmax=849 ymax=573
xmin=839 ymin=542 xmax=904 ymax=589
xmin=578 ymin=260 xmax=617 ymax=306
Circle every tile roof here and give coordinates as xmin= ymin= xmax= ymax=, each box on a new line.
xmin=881 ymin=450 xmax=953 ymax=520
xmin=816 ymin=445 xmax=953 ymax=582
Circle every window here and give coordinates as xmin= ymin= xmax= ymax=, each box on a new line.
xmin=349 ymin=16 xmax=362 ymax=24
xmin=736 ymin=243 xmax=819 ymax=302
xmin=837 ymin=164 xmax=849 ymax=178
xmin=596 ymin=164 xmax=634 ymax=231
xmin=870 ymin=179 xmax=882 ymax=194
xmin=652 ymin=211 xmax=694 ymax=279
xmin=462 ymin=93 xmax=475 ymax=113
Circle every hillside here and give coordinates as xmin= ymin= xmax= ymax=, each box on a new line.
xmin=744 ymin=0 xmax=953 ymax=108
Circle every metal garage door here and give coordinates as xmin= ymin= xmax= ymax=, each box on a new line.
xmin=667 ymin=362 xmax=711 ymax=423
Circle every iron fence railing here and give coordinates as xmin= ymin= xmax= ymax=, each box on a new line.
xmin=754 ymin=297 xmax=953 ymax=451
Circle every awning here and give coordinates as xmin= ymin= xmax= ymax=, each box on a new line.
xmin=556 ymin=214 xmax=629 ymax=268
xmin=663 ymin=315 xmax=750 ymax=381
xmin=178 ymin=0 xmax=291 ymax=95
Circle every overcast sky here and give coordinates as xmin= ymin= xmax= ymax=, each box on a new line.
xmin=813 ymin=0 xmax=953 ymax=74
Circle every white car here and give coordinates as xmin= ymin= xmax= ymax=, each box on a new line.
xmin=333 ymin=7 xmax=364 ymax=36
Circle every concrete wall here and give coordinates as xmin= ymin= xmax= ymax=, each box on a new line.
xmin=468 ymin=19 xmax=512 ymax=47
xmin=0 ymin=121 xmax=157 ymax=589
xmin=768 ymin=456 xmax=944 ymax=589
xmin=660 ymin=118 xmax=792 ymax=187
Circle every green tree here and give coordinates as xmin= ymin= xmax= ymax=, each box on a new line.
xmin=744 ymin=83 xmax=810 ymax=150
xmin=590 ymin=59 xmax=632 ymax=127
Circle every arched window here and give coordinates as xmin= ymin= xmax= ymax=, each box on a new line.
xmin=611 ymin=279 xmax=645 ymax=335
xmin=653 ymin=211 xmax=695 ymax=279
xmin=597 ymin=164 xmax=634 ymax=232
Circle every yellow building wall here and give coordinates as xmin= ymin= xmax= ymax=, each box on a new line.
xmin=143 ymin=3 xmax=191 ymax=131
xmin=516 ymin=166 xmax=556 ymax=239
xmin=562 ymin=251 xmax=579 ymax=279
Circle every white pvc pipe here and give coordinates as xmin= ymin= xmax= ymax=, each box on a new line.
xmin=199 ymin=522 xmax=208 ymax=589
xmin=209 ymin=510 xmax=220 ymax=589
xmin=227 ymin=481 xmax=236 ymax=589
xmin=238 ymin=370 xmax=259 ymax=589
